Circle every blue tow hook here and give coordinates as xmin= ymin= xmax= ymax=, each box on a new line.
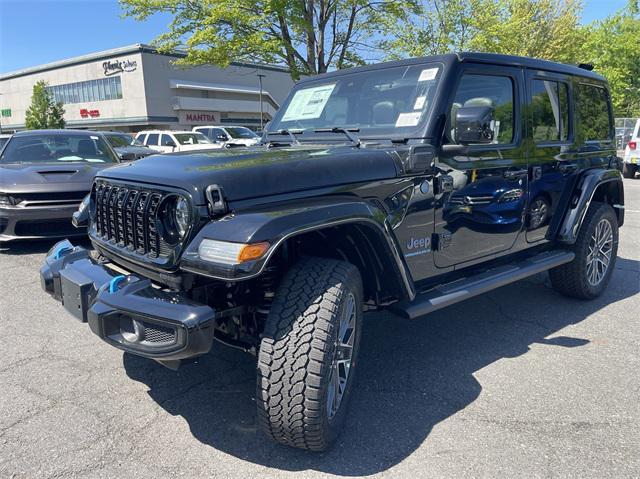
xmin=53 ymin=245 xmax=73 ymax=260
xmin=108 ymin=275 xmax=127 ymax=294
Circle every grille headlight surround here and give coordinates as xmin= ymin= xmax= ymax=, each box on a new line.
xmin=175 ymin=197 xmax=189 ymax=238
xmin=159 ymin=195 xmax=191 ymax=245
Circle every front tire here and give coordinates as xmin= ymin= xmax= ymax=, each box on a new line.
xmin=550 ymin=202 xmax=618 ymax=299
xmin=256 ymin=257 xmax=363 ymax=451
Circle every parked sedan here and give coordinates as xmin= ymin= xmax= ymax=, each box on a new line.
xmin=0 ymin=130 xmax=120 ymax=242
xmin=102 ymin=131 xmax=160 ymax=161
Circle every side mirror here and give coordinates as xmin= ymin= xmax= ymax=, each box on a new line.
xmin=166 ymin=140 xmax=177 ymax=147
xmin=217 ymin=134 xmax=228 ymax=141
xmin=454 ymin=106 xmax=495 ymax=145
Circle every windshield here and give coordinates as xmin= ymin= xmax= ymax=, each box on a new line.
xmin=105 ymin=133 xmax=142 ymax=147
xmin=226 ymin=127 xmax=259 ymax=139
xmin=269 ymin=63 xmax=442 ymax=139
xmin=174 ymin=133 xmax=212 ymax=145
xmin=0 ymin=133 xmax=119 ymax=164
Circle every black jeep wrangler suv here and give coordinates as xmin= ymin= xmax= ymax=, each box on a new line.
xmin=40 ymin=53 xmax=624 ymax=451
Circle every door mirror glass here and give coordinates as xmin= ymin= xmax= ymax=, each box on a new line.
xmin=454 ymin=106 xmax=495 ymax=144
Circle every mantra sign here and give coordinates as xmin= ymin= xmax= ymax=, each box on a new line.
xmin=180 ymin=111 xmax=221 ymax=124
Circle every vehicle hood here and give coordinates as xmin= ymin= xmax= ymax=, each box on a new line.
xmin=97 ymin=145 xmax=399 ymax=204
xmin=114 ymin=146 xmax=159 ymax=156
xmin=0 ymin=162 xmax=113 ymax=194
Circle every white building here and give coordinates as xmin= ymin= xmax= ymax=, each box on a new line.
xmin=0 ymin=44 xmax=294 ymax=132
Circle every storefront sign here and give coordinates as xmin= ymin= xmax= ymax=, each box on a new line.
xmin=180 ymin=111 xmax=221 ymax=124
xmin=102 ymin=59 xmax=137 ymax=76
xmin=1 ymin=108 xmax=11 ymax=118
xmin=80 ymin=108 xmax=100 ymax=118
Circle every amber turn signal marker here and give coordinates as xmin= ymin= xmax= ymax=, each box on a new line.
xmin=237 ymin=242 xmax=270 ymax=263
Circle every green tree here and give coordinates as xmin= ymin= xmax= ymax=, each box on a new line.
xmin=120 ymin=0 xmax=419 ymax=80
xmin=468 ymin=0 xmax=584 ymax=64
xmin=383 ymin=0 xmax=583 ymax=63
xmin=24 ymin=80 xmax=65 ymax=130
xmin=380 ymin=0 xmax=483 ymax=58
xmin=580 ymin=0 xmax=640 ymax=116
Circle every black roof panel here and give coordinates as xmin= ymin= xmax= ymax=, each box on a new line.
xmin=297 ymin=52 xmax=606 ymax=83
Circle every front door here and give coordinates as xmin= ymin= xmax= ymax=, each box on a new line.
xmin=433 ymin=65 xmax=528 ymax=268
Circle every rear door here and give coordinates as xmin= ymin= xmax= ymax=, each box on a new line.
xmin=525 ymin=69 xmax=575 ymax=243
xmin=433 ymin=64 xmax=528 ymax=268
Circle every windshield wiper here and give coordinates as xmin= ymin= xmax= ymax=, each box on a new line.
xmin=314 ymin=127 xmax=361 ymax=147
xmin=266 ymin=129 xmax=303 ymax=147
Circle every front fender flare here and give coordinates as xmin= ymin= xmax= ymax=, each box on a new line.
xmin=180 ymin=197 xmax=416 ymax=300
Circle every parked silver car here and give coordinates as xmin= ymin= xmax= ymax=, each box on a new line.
xmin=0 ymin=130 xmax=120 ymax=242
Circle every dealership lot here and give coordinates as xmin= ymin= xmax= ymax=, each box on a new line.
xmin=0 ymin=179 xmax=638 ymax=479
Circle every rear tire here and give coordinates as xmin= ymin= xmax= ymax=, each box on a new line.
xmin=549 ymin=202 xmax=618 ymax=299
xmin=622 ymin=163 xmax=636 ymax=179
xmin=257 ymin=257 xmax=363 ymax=451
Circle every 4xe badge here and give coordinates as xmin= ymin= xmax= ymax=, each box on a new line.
xmin=405 ymin=236 xmax=431 ymax=257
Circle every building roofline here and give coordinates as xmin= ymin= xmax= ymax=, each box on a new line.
xmin=0 ymin=43 xmax=290 ymax=81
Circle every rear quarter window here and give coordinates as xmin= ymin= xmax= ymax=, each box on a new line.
xmin=575 ymin=83 xmax=612 ymax=142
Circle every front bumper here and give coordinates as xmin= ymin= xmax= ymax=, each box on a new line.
xmin=0 ymin=204 xmax=85 ymax=241
xmin=40 ymin=240 xmax=216 ymax=365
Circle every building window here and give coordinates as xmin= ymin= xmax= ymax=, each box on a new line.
xmin=47 ymin=76 xmax=123 ymax=104
xmin=531 ymin=80 xmax=570 ymax=142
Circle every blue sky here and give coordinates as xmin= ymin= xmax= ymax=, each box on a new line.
xmin=0 ymin=0 xmax=631 ymax=74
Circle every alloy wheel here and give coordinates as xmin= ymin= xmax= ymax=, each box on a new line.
xmin=326 ymin=292 xmax=356 ymax=419
xmin=586 ymin=218 xmax=613 ymax=286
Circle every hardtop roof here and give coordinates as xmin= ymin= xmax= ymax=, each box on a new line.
xmin=296 ymin=52 xmax=606 ymax=84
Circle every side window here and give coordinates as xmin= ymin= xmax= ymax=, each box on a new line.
xmin=136 ymin=133 xmax=147 ymax=144
xmin=147 ymin=133 xmax=159 ymax=146
xmin=211 ymin=128 xmax=225 ymax=139
xmin=160 ymin=134 xmax=174 ymax=146
xmin=451 ymin=74 xmax=515 ymax=145
xmin=531 ymin=80 xmax=570 ymax=142
xmin=576 ymin=83 xmax=612 ymax=142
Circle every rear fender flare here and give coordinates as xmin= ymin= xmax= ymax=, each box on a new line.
xmin=556 ymin=168 xmax=624 ymax=244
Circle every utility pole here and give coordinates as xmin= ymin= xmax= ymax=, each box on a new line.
xmin=257 ymin=74 xmax=266 ymax=132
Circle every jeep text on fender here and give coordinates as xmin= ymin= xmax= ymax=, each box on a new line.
xmin=40 ymin=53 xmax=624 ymax=451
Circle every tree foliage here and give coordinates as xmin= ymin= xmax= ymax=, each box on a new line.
xmin=25 ymin=80 xmax=65 ymax=130
xmin=580 ymin=1 xmax=640 ymax=116
xmin=120 ymin=0 xmax=418 ymax=80
xmin=381 ymin=0 xmax=583 ymax=63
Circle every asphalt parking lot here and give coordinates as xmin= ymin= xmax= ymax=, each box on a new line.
xmin=1 ymin=179 xmax=638 ymax=479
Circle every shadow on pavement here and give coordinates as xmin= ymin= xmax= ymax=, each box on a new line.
xmin=123 ymin=256 xmax=639 ymax=475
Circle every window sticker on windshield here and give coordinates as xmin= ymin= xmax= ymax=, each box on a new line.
xmin=418 ymin=68 xmax=438 ymax=82
xmin=395 ymin=112 xmax=422 ymax=127
xmin=282 ymin=83 xmax=336 ymax=121
xmin=413 ymin=96 xmax=426 ymax=110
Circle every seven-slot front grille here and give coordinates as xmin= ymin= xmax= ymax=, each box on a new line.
xmin=94 ymin=181 xmax=167 ymax=258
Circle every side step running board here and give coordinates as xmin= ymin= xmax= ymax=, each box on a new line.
xmin=390 ymin=250 xmax=575 ymax=320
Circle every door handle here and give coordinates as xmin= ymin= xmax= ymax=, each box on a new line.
xmin=504 ymin=168 xmax=528 ymax=180
xmin=558 ymin=162 xmax=578 ymax=174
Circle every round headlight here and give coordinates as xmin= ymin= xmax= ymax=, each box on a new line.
xmin=175 ymin=197 xmax=189 ymax=238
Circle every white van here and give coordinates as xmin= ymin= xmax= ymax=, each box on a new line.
xmin=192 ymin=126 xmax=261 ymax=147
xmin=134 ymin=130 xmax=221 ymax=153
xmin=623 ymin=119 xmax=639 ymax=178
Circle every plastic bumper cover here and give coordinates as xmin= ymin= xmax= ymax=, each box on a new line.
xmin=40 ymin=240 xmax=216 ymax=362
